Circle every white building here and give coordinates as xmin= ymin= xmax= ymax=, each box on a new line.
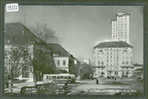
xmin=112 ymin=19 xmax=118 ymax=41
xmin=112 ymin=12 xmax=130 ymax=43
xmin=47 ymin=43 xmax=78 ymax=72
xmin=93 ymin=41 xmax=134 ymax=78
xmin=53 ymin=55 xmax=69 ymax=72
xmin=83 ymin=59 xmax=90 ymax=64
xmin=93 ymin=12 xmax=134 ymax=79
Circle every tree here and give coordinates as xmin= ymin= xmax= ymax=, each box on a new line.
xmin=68 ymin=56 xmax=80 ymax=77
xmin=6 ymin=46 xmax=32 ymax=93
xmin=9 ymin=47 xmax=23 ymax=79
xmin=69 ymin=63 xmax=80 ymax=77
xmin=21 ymin=48 xmax=32 ymax=78
xmin=32 ymin=43 xmax=56 ymax=81
xmin=31 ymin=24 xmax=59 ymax=43
xmin=8 ymin=46 xmax=32 ymax=79
xmin=31 ymin=23 xmax=60 ymax=81
xmin=79 ymin=63 xmax=93 ymax=80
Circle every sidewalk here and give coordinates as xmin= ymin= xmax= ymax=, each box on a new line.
xmin=69 ymin=80 xmax=131 ymax=95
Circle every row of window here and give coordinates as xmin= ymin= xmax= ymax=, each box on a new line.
xmin=56 ymin=60 xmax=67 ymax=66
xmin=98 ymin=60 xmax=130 ymax=65
xmin=97 ymin=53 xmax=130 ymax=58
xmin=98 ymin=48 xmax=129 ymax=52
xmin=112 ymin=34 xmax=128 ymax=38
xmin=99 ymin=71 xmax=130 ymax=76
xmin=46 ymin=76 xmax=71 ymax=79
xmin=97 ymin=55 xmax=129 ymax=60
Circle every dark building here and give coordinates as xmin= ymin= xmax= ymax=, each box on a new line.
xmin=5 ymin=23 xmax=80 ymax=83
xmin=5 ymin=23 xmax=55 ymax=82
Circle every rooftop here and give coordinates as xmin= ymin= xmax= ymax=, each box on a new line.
xmin=94 ymin=41 xmax=133 ymax=48
xmin=47 ymin=43 xmax=79 ymax=62
xmin=47 ymin=43 xmax=71 ymax=57
xmin=116 ymin=12 xmax=130 ymax=17
xmin=5 ymin=23 xmax=42 ymax=46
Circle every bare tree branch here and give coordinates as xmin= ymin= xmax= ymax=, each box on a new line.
xmin=31 ymin=24 xmax=59 ymax=43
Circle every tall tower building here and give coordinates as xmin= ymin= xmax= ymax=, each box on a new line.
xmin=93 ymin=11 xmax=133 ymax=79
xmin=112 ymin=12 xmax=130 ymax=43
xmin=112 ymin=19 xmax=117 ymax=41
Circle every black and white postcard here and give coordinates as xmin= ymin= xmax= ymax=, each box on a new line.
xmin=4 ymin=5 xmax=144 ymax=96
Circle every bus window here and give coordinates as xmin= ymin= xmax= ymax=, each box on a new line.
xmin=57 ymin=76 xmax=60 ymax=79
xmin=47 ymin=76 xmax=52 ymax=80
xmin=65 ymin=76 xmax=68 ymax=79
xmin=60 ymin=76 xmax=63 ymax=79
xmin=53 ymin=76 xmax=56 ymax=79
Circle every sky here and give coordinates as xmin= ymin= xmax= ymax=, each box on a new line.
xmin=5 ymin=5 xmax=143 ymax=64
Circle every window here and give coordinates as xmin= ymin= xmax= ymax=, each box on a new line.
xmin=107 ymin=59 xmax=109 ymax=63
xmin=98 ymin=61 xmax=100 ymax=65
xmin=115 ymin=71 xmax=118 ymax=75
xmin=57 ymin=60 xmax=60 ymax=66
xmin=4 ymin=51 xmax=8 ymax=56
xmin=99 ymin=50 xmax=103 ymax=52
xmin=22 ymin=71 xmax=29 ymax=78
xmin=63 ymin=60 xmax=66 ymax=66
xmin=22 ymin=65 xmax=30 ymax=78
xmin=57 ymin=76 xmax=60 ymax=79
xmin=64 ymin=76 xmax=68 ymax=79
xmin=101 ymin=72 xmax=104 ymax=76
xmin=102 ymin=62 xmax=104 ymax=65
xmin=53 ymin=76 xmax=56 ymax=79
xmin=69 ymin=76 xmax=71 ymax=79
xmin=122 ymin=61 xmax=124 ymax=64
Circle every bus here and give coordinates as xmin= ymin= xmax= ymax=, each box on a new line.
xmin=43 ymin=74 xmax=76 ymax=84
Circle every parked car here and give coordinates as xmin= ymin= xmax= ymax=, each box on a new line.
xmin=20 ymin=86 xmax=37 ymax=95
xmin=20 ymin=80 xmax=57 ymax=95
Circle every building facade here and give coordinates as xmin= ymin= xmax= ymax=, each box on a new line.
xmin=112 ymin=12 xmax=130 ymax=43
xmin=5 ymin=44 xmax=34 ymax=82
xmin=53 ymin=55 xmax=69 ymax=72
xmin=93 ymin=41 xmax=134 ymax=78
xmin=47 ymin=43 xmax=78 ymax=73
xmin=93 ymin=12 xmax=133 ymax=79
xmin=5 ymin=23 xmax=51 ymax=82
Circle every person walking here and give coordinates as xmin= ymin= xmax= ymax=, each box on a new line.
xmin=96 ymin=78 xmax=99 ymax=84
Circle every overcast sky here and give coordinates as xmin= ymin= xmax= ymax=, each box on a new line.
xmin=5 ymin=5 xmax=143 ymax=64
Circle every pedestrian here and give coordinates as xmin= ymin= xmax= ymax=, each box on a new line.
xmin=96 ymin=79 xmax=99 ymax=84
